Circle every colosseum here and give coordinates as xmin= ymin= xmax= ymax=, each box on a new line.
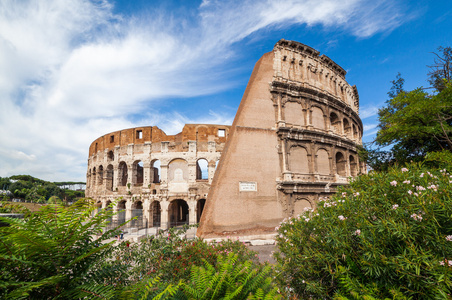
xmin=86 ymin=39 xmax=365 ymax=238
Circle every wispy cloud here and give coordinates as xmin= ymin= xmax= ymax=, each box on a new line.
xmin=0 ymin=0 xmax=414 ymax=180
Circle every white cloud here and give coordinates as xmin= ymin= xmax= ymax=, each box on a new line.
xmin=0 ymin=0 xmax=413 ymax=181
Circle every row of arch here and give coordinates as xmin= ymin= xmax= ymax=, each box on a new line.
xmin=88 ymin=158 xmax=212 ymax=190
xmin=98 ymin=198 xmax=206 ymax=228
xmin=284 ymin=102 xmax=361 ymax=140
xmin=289 ymin=147 xmax=359 ymax=177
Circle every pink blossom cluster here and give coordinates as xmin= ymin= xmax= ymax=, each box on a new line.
xmin=439 ymin=260 xmax=452 ymax=266
xmin=403 ymin=180 xmax=411 ymax=184
xmin=353 ymin=229 xmax=361 ymax=236
xmin=446 ymin=235 xmax=452 ymax=241
xmin=390 ymin=181 xmax=397 ymax=186
xmin=401 ymin=167 xmax=409 ymax=172
xmin=392 ymin=204 xmax=399 ymax=210
xmin=410 ymin=213 xmax=423 ymax=221
xmin=338 ymin=215 xmax=347 ymax=221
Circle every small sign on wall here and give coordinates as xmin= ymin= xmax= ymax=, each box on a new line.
xmin=239 ymin=181 xmax=257 ymax=192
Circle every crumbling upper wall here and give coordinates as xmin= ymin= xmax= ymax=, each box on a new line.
xmin=88 ymin=124 xmax=229 ymax=157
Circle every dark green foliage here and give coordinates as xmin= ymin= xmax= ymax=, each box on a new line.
xmin=0 ymin=199 xmax=126 ymax=299
xmin=274 ymin=163 xmax=452 ymax=299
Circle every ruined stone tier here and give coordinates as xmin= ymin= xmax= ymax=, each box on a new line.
xmin=85 ymin=124 xmax=230 ymax=229
xmin=273 ymin=39 xmax=360 ymax=113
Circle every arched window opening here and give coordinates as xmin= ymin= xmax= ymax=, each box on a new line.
xmin=350 ymin=155 xmax=358 ymax=177
xmin=107 ymin=150 xmax=114 ymax=161
xmin=316 ymin=149 xmax=330 ymax=175
xmin=343 ymin=118 xmax=351 ymax=138
xmin=152 ymin=160 xmax=161 ymax=183
xmin=133 ymin=161 xmax=144 ymax=186
xmin=106 ymin=165 xmax=114 ymax=191
xmin=92 ymin=167 xmax=97 ymax=187
xmin=336 ymin=152 xmax=347 ymax=176
xmin=353 ymin=123 xmax=358 ymax=140
xmin=311 ymin=107 xmax=325 ymax=130
xmin=196 ymin=159 xmax=208 ymax=180
xmin=117 ymin=200 xmax=127 ymax=224
xmin=168 ymin=199 xmax=189 ymax=227
xmin=96 ymin=201 xmax=102 ymax=213
xmin=118 ymin=162 xmax=128 ymax=186
xmin=294 ymin=199 xmax=311 ymax=216
xmin=98 ymin=165 xmax=104 ymax=186
xmin=151 ymin=201 xmax=161 ymax=227
xmin=330 ymin=112 xmax=341 ymax=134
xmin=197 ymin=199 xmax=206 ymax=223
xmin=290 ymin=147 xmax=309 ymax=174
xmin=131 ymin=201 xmax=143 ymax=228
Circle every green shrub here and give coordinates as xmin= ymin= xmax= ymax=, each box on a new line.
xmin=0 ymin=199 xmax=127 ymax=299
xmin=274 ymin=163 xmax=452 ymax=299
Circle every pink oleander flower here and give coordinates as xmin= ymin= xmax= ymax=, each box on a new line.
xmin=446 ymin=235 xmax=452 ymax=241
xmin=390 ymin=181 xmax=397 ymax=186
xmin=403 ymin=180 xmax=411 ymax=184
xmin=410 ymin=213 xmax=423 ymax=221
xmin=401 ymin=167 xmax=409 ymax=172
xmin=440 ymin=261 xmax=445 ymax=266
xmin=408 ymin=190 xmax=413 ymax=195
xmin=338 ymin=215 xmax=347 ymax=221
xmin=354 ymin=229 xmax=361 ymax=236
xmin=392 ymin=204 xmax=399 ymax=210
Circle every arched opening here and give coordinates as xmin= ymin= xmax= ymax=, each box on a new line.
xmin=131 ymin=201 xmax=143 ymax=228
xmin=106 ymin=164 xmax=114 ymax=191
xmin=316 ymin=149 xmax=330 ymax=175
xmin=293 ymin=198 xmax=312 ymax=216
xmin=311 ymin=107 xmax=325 ymax=130
xmin=168 ymin=199 xmax=189 ymax=227
xmin=151 ymin=160 xmax=161 ymax=183
xmin=168 ymin=159 xmax=188 ymax=183
xmin=107 ymin=150 xmax=114 ymax=161
xmin=92 ymin=167 xmax=97 ymax=187
xmin=118 ymin=161 xmax=128 ymax=186
xmin=117 ymin=200 xmax=127 ymax=224
xmin=353 ymin=123 xmax=358 ymax=140
xmin=98 ymin=165 xmax=104 ymax=186
xmin=343 ymin=118 xmax=351 ymax=138
xmin=330 ymin=112 xmax=341 ymax=134
xmin=196 ymin=159 xmax=208 ymax=180
xmin=151 ymin=201 xmax=161 ymax=227
xmin=133 ymin=160 xmax=144 ymax=186
xmin=96 ymin=201 xmax=102 ymax=213
xmin=350 ymin=155 xmax=358 ymax=177
xmin=290 ymin=146 xmax=309 ymax=174
xmin=336 ymin=152 xmax=347 ymax=176
xmin=197 ymin=199 xmax=206 ymax=223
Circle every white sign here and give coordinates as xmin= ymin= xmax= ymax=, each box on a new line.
xmin=239 ymin=181 xmax=257 ymax=191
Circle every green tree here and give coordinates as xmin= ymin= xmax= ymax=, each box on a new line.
xmin=0 ymin=199 xmax=127 ymax=299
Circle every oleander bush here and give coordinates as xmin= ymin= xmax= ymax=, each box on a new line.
xmin=274 ymin=163 xmax=452 ymax=299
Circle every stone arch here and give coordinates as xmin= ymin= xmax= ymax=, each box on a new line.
xmin=106 ymin=164 xmax=114 ymax=191
xmin=336 ymin=151 xmax=347 ymax=176
xmin=168 ymin=158 xmax=188 ymax=182
xmin=168 ymin=199 xmax=189 ymax=227
xmin=316 ymin=148 xmax=330 ymax=175
xmin=289 ymin=146 xmax=309 ymax=173
xmin=196 ymin=158 xmax=208 ymax=180
xmin=330 ymin=112 xmax=341 ymax=134
xmin=107 ymin=150 xmax=114 ymax=161
xmin=92 ymin=167 xmax=97 ymax=187
xmin=131 ymin=200 xmax=143 ymax=228
xmin=197 ymin=199 xmax=206 ymax=223
xmin=98 ymin=165 xmax=104 ymax=186
xmin=285 ymin=101 xmax=304 ymax=126
xmin=151 ymin=201 xmax=161 ymax=227
xmin=133 ymin=160 xmax=144 ymax=186
xmin=343 ymin=118 xmax=351 ymax=138
xmin=96 ymin=200 xmax=102 ymax=212
xmin=311 ymin=106 xmax=325 ymax=130
xmin=350 ymin=155 xmax=358 ymax=177
xmin=118 ymin=161 xmax=128 ymax=186
xmin=353 ymin=123 xmax=358 ymax=140
xmin=293 ymin=198 xmax=312 ymax=216
xmin=151 ymin=159 xmax=161 ymax=183
xmin=117 ymin=200 xmax=127 ymax=224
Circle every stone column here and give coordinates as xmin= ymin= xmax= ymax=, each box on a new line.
xmin=188 ymin=198 xmax=197 ymax=225
xmin=143 ymin=161 xmax=151 ymax=188
xmin=160 ymin=199 xmax=169 ymax=230
xmin=125 ymin=199 xmax=133 ymax=228
xmin=113 ymin=166 xmax=119 ymax=191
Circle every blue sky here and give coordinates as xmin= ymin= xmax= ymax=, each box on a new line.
xmin=0 ymin=0 xmax=451 ymax=182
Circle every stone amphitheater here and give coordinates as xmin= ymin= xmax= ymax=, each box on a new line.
xmin=86 ymin=39 xmax=365 ymax=238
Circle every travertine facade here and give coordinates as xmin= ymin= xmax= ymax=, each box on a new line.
xmin=86 ymin=39 xmax=365 ymax=236
xmin=197 ymin=40 xmax=365 ymax=238
xmin=85 ymin=124 xmax=229 ymax=228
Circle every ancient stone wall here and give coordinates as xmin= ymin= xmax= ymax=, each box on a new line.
xmin=197 ymin=40 xmax=365 ymax=238
xmin=85 ymin=124 xmax=230 ymax=229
